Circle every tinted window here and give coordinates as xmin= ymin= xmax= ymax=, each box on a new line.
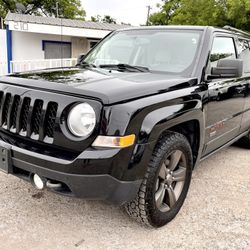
xmin=210 ymin=37 xmax=236 ymax=65
xmin=238 ymin=39 xmax=250 ymax=73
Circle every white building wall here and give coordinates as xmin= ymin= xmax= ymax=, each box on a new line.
xmin=12 ymin=31 xmax=72 ymax=61
xmin=71 ymin=37 xmax=90 ymax=58
xmin=0 ymin=29 xmax=8 ymax=76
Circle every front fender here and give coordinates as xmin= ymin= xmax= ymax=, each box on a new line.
xmin=100 ymin=85 xmax=207 ymax=180
xmin=132 ymin=102 xmax=205 ymax=172
xmin=139 ymin=100 xmax=204 ymax=144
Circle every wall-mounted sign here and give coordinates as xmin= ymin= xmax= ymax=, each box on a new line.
xmin=13 ymin=22 xmax=29 ymax=31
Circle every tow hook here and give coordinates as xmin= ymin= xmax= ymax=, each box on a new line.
xmin=31 ymin=174 xmax=62 ymax=191
xmin=46 ymin=180 xmax=62 ymax=190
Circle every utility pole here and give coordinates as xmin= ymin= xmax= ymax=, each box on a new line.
xmin=146 ymin=5 xmax=152 ymax=26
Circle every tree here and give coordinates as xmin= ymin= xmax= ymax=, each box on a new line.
xmin=102 ymin=15 xmax=116 ymax=24
xmin=149 ymin=0 xmax=181 ymax=25
xmin=0 ymin=0 xmax=86 ymax=19
xmin=90 ymin=15 xmax=102 ymax=22
xmin=90 ymin=15 xmax=117 ymax=24
xmin=170 ymin=0 xmax=226 ymax=26
xmin=224 ymin=0 xmax=250 ymax=31
xmin=149 ymin=0 xmax=250 ymax=32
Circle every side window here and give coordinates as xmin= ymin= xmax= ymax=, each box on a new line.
xmin=237 ymin=39 xmax=250 ymax=73
xmin=210 ymin=37 xmax=236 ymax=67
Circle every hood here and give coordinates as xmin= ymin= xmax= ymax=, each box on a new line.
xmin=0 ymin=68 xmax=197 ymax=105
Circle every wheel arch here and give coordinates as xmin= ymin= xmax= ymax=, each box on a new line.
xmin=138 ymin=107 xmax=205 ymax=168
xmin=160 ymin=120 xmax=201 ymax=167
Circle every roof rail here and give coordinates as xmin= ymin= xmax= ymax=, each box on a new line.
xmin=223 ymin=25 xmax=250 ymax=37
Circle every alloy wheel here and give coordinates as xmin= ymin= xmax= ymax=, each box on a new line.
xmin=155 ymin=150 xmax=187 ymax=212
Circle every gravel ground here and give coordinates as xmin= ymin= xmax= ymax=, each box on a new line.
xmin=0 ymin=145 xmax=249 ymax=250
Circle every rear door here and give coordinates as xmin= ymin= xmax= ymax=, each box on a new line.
xmin=203 ymin=35 xmax=245 ymax=155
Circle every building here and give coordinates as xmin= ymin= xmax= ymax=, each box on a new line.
xmin=0 ymin=28 xmax=8 ymax=76
xmin=1 ymin=12 xmax=129 ymax=74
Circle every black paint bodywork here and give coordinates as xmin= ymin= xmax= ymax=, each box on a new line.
xmin=0 ymin=26 xmax=249 ymax=205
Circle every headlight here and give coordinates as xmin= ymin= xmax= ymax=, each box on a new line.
xmin=67 ymin=103 xmax=96 ymax=137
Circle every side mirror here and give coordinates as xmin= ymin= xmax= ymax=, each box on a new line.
xmin=208 ymin=59 xmax=243 ymax=80
xmin=76 ymin=54 xmax=85 ymax=66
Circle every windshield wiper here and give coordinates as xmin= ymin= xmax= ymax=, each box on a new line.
xmin=78 ymin=61 xmax=96 ymax=68
xmin=99 ymin=64 xmax=149 ymax=72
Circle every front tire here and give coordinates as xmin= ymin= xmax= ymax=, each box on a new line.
xmin=125 ymin=132 xmax=193 ymax=228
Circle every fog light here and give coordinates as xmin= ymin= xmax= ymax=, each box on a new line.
xmin=33 ymin=174 xmax=45 ymax=190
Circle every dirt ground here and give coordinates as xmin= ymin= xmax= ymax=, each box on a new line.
xmin=0 ymin=145 xmax=249 ymax=250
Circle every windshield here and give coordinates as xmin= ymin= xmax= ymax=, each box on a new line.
xmin=83 ymin=29 xmax=202 ymax=75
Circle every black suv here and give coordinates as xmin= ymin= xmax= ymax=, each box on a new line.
xmin=0 ymin=26 xmax=249 ymax=228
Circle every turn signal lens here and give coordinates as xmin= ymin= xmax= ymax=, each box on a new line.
xmin=92 ymin=135 xmax=136 ymax=148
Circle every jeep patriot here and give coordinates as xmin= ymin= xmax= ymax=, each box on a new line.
xmin=0 ymin=26 xmax=249 ymax=227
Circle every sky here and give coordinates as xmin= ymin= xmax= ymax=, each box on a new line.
xmin=81 ymin=0 xmax=161 ymax=26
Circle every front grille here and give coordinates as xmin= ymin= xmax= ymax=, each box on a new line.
xmin=0 ymin=91 xmax=58 ymax=143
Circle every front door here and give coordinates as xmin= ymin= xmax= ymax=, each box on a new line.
xmin=203 ymin=35 xmax=245 ymax=155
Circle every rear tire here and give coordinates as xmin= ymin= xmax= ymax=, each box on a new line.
xmin=125 ymin=132 xmax=193 ymax=228
xmin=239 ymin=131 xmax=250 ymax=148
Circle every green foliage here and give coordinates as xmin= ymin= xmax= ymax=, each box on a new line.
xmin=0 ymin=3 xmax=6 ymax=18
xmin=149 ymin=0 xmax=181 ymax=25
xmin=150 ymin=0 xmax=250 ymax=32
xmin=90 ymin=15 xmax=116 ymax=24
xmin=101 ymin=15 xmax=116 ymax=24
xmin=210 ymin=53 xmax=232 ymax=62
xmin=0 ymin=0 xmax=86 ymax=19
xmin=225 ymin=0 xmax=250 ymax=31
xmin=170 ymin=0 xmax=223 ymax=26
xmin=90 ymin=15 xmax=101 ymax=22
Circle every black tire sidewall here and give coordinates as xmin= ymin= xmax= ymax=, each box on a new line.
xmin=146 ymin=133 xmax=193 ymax=227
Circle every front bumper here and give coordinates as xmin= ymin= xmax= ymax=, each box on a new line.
xmin=1 ymin=141 xmax=143 ymax=206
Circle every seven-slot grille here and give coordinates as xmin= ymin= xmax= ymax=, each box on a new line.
xmin=0 ymin=91 xmax=58 ymax=143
